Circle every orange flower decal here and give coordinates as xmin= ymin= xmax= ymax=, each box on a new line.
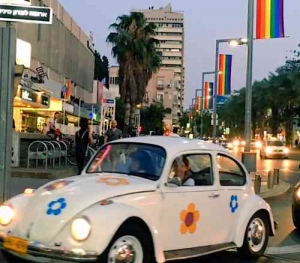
xmin=180 ymin=203 xmax=200 ymax=234
xmin=97 ymin=177 xmax=129 ymax=186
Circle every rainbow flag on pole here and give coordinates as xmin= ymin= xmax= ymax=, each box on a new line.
xmin=204 ymin=82 xmax=213 ymax=109
xmin=256 ymin=0 xmax=285 ymax=39
xmin=218 ymin=54 xmax=232 ymax=96
xmin=196 ymin=96 xmax=201 ymax=112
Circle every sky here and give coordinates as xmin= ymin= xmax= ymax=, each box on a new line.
xmin=60 ymin=0 xmax=300 ymax=108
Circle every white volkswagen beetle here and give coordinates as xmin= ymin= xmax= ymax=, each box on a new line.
xmin=0 ymin=137 xmax=275 ymax=263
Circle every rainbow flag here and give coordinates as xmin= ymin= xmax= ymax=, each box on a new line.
xmin=256 ymin=0 xmax=285 ymax=39
xmin=218 ymin=54 xmax=232 ymax=96
xmin=204 ymin=82 xmax=213 ymax=109
xmin=196 ymin=96 xmax=201 ymax=112
xmin=64 ymin=80 xmax=72 ymax=101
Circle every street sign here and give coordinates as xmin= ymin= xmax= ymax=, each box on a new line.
xmin=0 ymin=4 xmax=53 ymax=24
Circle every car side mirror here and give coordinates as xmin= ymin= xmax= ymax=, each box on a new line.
xmin=166 ymin=177 xmax=182 ymax=187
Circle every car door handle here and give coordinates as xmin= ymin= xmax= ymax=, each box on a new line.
xmin=209 ymin=193 xmax=219 ymax=198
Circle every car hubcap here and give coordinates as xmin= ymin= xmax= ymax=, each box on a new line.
xmin=247 ymin=218 xmax=266 ymax=252
xmin=108 ymin=235 xmax=143 ymax=263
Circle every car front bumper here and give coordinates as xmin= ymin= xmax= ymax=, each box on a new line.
xmin=0 ymin=233 xmax=98 ymax=262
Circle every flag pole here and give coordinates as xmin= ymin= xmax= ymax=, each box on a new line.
xmin=78 ymin=100 xmax=81 ymax=128
xmin=244 ymin=0 xmax=255 ymax=152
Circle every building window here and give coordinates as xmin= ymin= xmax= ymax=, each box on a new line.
xmin=157 ymin=80 xmax=164 ymax=87
xmin=157 ymin=94 xmax=164 ymax=102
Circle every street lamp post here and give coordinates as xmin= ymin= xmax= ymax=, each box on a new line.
xmin=212 ymin=38 xmax=248 ymax=138
xmin=201 ymin=71 xmax=216 ymax=138
xmin=244 ymin=0 xmax=255 ymax=152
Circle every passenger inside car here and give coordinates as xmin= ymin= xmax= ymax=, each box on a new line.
xmin=172 ymin=156 xmax=195 ymax=186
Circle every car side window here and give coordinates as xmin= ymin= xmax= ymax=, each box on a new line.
xmin=217 ymin=154 xmax=246 ymax=186
xmin=168 ymin=154 xmax=213 ymax=186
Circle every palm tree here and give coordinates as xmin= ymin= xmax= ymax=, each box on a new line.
xmin=107 ymin=12 xmax=161 ymax=132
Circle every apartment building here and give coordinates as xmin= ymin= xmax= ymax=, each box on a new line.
xmin=132 ymin=4 xmax=185 ymax=125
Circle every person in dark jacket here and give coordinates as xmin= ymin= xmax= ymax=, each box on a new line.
xmin=75 ymin=118 xmax=94 ymax=175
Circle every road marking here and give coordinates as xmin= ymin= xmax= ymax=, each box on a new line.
xmin=266 ymin=245 xmax=300 ymax=255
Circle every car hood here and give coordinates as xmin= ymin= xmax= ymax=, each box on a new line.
xmin=15 ymin=174 xmax=157 ymax=243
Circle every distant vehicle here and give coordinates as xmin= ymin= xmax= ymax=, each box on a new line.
xmin=0 ymin=137 xmax=275 ymax=263
xmin=251 ymin=140 xmax=262 ymax=150
xmin=260 ymin=140 xmax=289 ymax=159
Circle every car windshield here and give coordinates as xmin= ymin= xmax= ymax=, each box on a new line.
xmin=267 ymin=141 xmax=284 ymax=146
xmin=86 ymin=143 xmax=166 ymax=181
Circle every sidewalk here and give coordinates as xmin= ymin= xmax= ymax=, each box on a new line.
xmin=252 ymin=177 xmax=291 ymax=200
xmin=11 ymin=166 xmax=77 ymax=180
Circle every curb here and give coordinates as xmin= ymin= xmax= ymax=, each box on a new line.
xmin=259 ymin=181 xmax=291 ymax=201
xmin=11 ymin=167 xmax=76 ymax=180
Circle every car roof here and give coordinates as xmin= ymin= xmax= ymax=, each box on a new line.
xmin=111 ymin=136 xmax=228 ymax=154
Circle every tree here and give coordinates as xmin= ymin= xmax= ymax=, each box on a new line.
xmin=94 ymin=51 xmax=109 ymax=88
xmin=140 ymin=104 xmax=169 ymax=134
xmin=115 ymin=98 xmax=125 ymax=130
xmin=107 ymin=12 xmax=161 ymax=133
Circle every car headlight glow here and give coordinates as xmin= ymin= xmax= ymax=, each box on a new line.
xmin=296 ymin=188 xmax=300 ymax=199
xmin=265 ymin=147 xmax=272 ymax=154
xmin=0 ymin=204 xmax=15 ymax=226
xmin=228 ymin=143 xmax=233 ymax=148
xmin=284 ymin=148 xmax=289 ymax=154
xmin=71 ymin=216 xmax=91 ymax=241
xmin=233 ymin=140 xmax=239 ymax=146
xmin=255 ymin=141 xmax=262 ymax=148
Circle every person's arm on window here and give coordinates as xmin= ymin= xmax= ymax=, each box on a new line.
xmin=183 ymin=178 xmax=195 ymax=186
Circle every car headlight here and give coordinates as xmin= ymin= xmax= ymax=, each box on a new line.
xmin=284 ymin=148 xmax=289 ymax=154
xmin=295 ymin=188 xmax=300 ymax=199
xmin=233 ymin=140 xmax=239 ymax=146
xmin=265 ymin=147 xmax=272 ymax=154
xmin=71 ymin=216 xmax=91 ymax=241
xmin=0 ymin=204 xmax=15 ymax=226
xmin=255 ymin=141 xmax=262 ymax=148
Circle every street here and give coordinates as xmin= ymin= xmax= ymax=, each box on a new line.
xmin=1 ymin=149 xmax=300 ymax=262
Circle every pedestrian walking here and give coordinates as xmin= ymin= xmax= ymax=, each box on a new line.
xmin=295 ymin=138 xmax=299 ymax=148
xmin=75 ymin=118 xmax=94 ymax=175
xmin=104 ymin=120 xmax=122 ymax=143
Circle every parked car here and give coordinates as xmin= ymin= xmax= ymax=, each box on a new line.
xmin=0 ymin=137 xmax=275 ymax=263
xmin=260 ymin=139 xmax=289 ymax=159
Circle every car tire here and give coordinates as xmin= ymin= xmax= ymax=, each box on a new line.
xmin=98 ymin=222 xmax=153 ymax=263
xmin=1 ymin=251 xmax=29 ymax=263
xmin=238 ymin=212 xmax=269 ymax=259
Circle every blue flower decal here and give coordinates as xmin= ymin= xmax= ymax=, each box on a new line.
xmin=46 ymin=198 xmax=67 ymax=216
xmin=229 ymin=195 xmax=239 ymax=213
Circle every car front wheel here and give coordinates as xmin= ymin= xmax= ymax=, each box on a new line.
xmin=98 ymin=222 xmax=153 ymax=263
xmin=238 ymin=212 xmax=269 ymax=259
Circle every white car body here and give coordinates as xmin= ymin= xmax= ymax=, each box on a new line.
xmin=0 ymin=137 xmax=275 ymax=263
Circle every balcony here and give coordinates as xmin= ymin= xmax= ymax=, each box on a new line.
xmin=155 ymin=35 xmax=183 ymax=42
xmin=157 ymin=27 xmax=183 ymax=33
xmin=159 ymin=43 xmax=182 ymax=49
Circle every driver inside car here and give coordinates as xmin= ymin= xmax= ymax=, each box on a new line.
xmin=172 ymin=156 xmax=195 ymax=186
